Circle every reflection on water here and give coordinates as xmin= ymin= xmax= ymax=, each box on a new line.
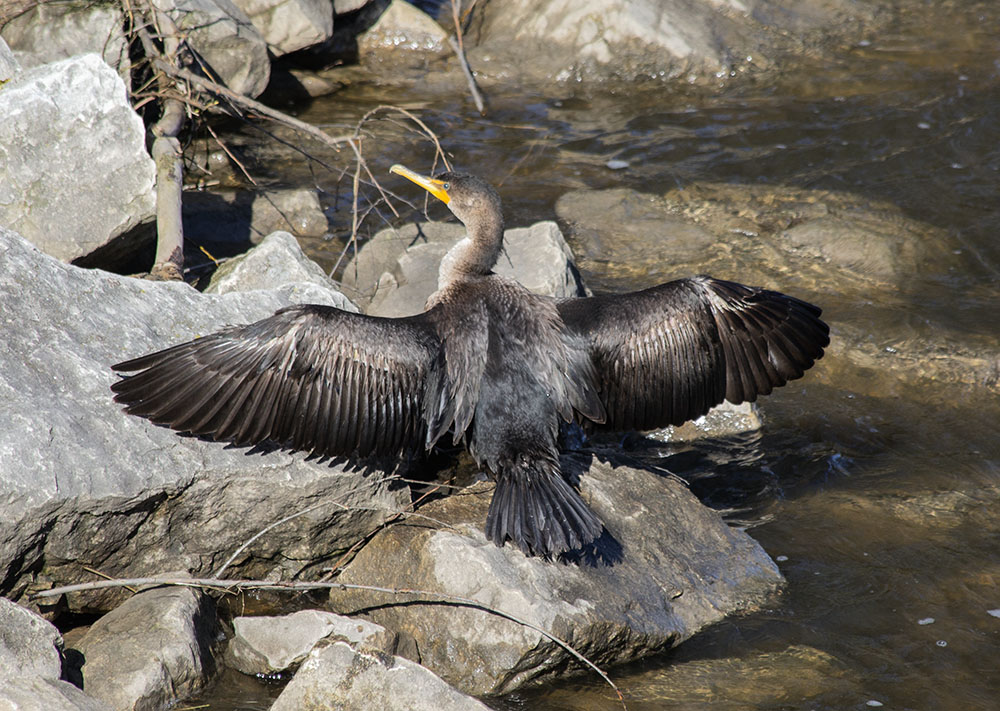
xmin=207 ymin=1 xmax=1000 ymax=708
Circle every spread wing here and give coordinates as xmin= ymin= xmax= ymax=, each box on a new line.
xmin=558 ymin=276 xmax=830 ymax=432
xmin=111 ymin=304 xmax=441 ymax=458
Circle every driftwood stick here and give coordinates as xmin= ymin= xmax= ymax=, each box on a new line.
xmin=449 ymin=0 xmax=485 ymax=115
xmin=33 ymin=575 xmax=625 ymax=706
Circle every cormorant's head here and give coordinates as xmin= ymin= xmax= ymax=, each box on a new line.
xmin=390 ymin=164 xmax=501 ymax=229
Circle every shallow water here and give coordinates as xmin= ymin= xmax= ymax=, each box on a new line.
xmin=200 ymin=2 xmax=1000 ymax=708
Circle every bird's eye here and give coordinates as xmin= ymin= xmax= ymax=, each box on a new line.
xmin=442 ymin=182 xmax=450 ymax=190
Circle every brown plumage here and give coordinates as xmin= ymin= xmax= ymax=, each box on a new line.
xmin=112 ymin=165 xmax=829 ymax=558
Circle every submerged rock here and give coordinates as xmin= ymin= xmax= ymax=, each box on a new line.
xmin=270 ymin=641 xmax=491 ymax=711
xmin=556 ymin=183 xmax=961 ymax=295
xmin=226 ymin=609 xmax=396 ymax=676
xmin=0 ymin=54 xmax=156 ymax=264
xmin=73 ymin=586 xmax=219 ymax=711
xmin=330 ymin=455 xmax=783 ymax=695
xmin=0 ymin=227 xmax=408 ymax=610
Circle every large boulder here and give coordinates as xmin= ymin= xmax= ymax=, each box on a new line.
xmin=232 ymin=0 xmax=335 ymax=56
xmin=0 ymin=2 xmax=130 ymax=76
xmin=0 ymin=54 xmax=156 ymax=264
xmin=330 ymin=455 xmax=784 ymax=695
xmin=0 ymin=227 xmax=409 ymax=610
xmin=467 ymin=0 xmax=885 ymax=84
xmin=73 ymin=586 xmax=218 ymax=711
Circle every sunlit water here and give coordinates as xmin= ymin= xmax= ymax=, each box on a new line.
xmin=198 ymin=2 xmax=1000 ymax=708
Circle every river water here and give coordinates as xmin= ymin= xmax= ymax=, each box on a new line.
xmin=203 ymin=2 xmax=1000 ymax=709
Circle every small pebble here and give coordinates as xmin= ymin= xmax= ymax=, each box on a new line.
xmin=987 ymin=609 xmax=1000 ymax=618
xmin=866 ymin=701 xmax=883 ymax=707
xmin=936 ymin=640 xmax=947 ymax=647
xmin=775 ymin=555 xmax=789 ymax=562
xmin=605 ymin=159 xmax=630 ymax=170
xmin=917 ymin=617 xmax=935 ymax=625
xmin=917 ymin=121 xmax=931 ymax=129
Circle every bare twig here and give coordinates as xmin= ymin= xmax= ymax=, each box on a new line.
xmin=153 ymin=59 xmax=356 ymax=151
xmin=449 ymin=0 xmax=485 ymax=115
xmin=33 ymin=575 xmax=626 ymax=706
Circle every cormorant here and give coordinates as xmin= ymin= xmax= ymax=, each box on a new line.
xmin=111 ymin=165 xmax=829 ymax=558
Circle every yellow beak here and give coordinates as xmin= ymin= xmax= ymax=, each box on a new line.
xmin=390 ymin=164 xmax=451 ymax=204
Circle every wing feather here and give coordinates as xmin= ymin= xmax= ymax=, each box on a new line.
xmin=559 ymin=276 xmax=829 ymax=432
xmin=112 ymin=304 xmax=441 ymax=458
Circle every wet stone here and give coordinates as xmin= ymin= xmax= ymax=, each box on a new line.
xmin=226 ymin=609 xmax=396 ymax=676
xmin=270 ymin=640 xmax=491 ymax=711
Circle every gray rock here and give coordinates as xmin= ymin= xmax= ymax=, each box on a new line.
xmin=0 ymin=677 xmax=106 ymax=711
xmin=227 ymin=609 xmax=395 ymax=675
xmin=0 ymin=36 xmax=19 ymax=80
xmin=334 ymin=0 xmax=374 ymax=15
xmin=341 ymin=220 xmax=585 ymax=316
xmin=467 ymin=0 xmax=882 ymax=84
xmin=357 ymin=0 xmax=447 ymax=56
xmin=0 ymin=226 xmax=409 ymax=609
xmin=74 ymin=586 xmax=217 ymax=710
xmin=0 ymin=54 xmax=156 ymax=263
xmin=330 ymin=456 xmax=783 ymax=695
xmin=206 ymin=231 xmax=357 ymax=313
xmin=0 ymin=597 xmax=63 ymax=683
xmin=161 ymin=0 xmax=271 ymax=98
xmin=232 ymin=0 xmax=334 ymax=56
xmin=0 ymin=2 xmax=130 ymax=77
xmin=270 ymin=641 xmax=491 ymax=711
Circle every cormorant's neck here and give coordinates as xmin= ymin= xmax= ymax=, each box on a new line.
xmin=439 ymin=211 xmax=504 ymax=287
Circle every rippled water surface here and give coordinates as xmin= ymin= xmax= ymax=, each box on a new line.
xmin=203 ymin=2 xmax=1000 ymax=708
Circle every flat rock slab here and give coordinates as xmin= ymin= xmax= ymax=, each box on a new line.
xmin=270 ymin=641 xmax=491 ymax=711
xmin=331 ymin=455 xmax=783 ymax=695
xmin=227 ymin=609 xmax=396 ymax=675
xmin=0 ymin=54 xmax=155 ymax=263
xmin=74 ymin=586 xmax=218 ymax=710
xmin=0 ymin=227 xmax=408 ymax=610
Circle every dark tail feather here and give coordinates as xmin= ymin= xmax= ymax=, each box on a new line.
xmin=485 ymin=457 xmax=603 ymax=557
